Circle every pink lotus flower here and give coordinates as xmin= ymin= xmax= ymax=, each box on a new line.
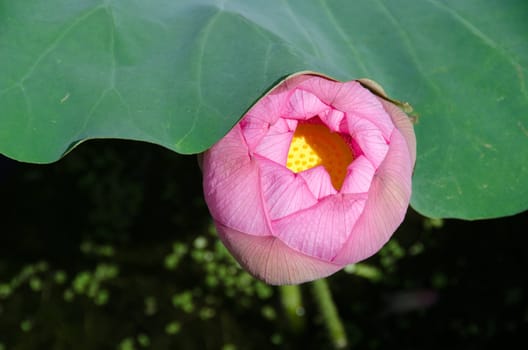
xmin=201 ymin=74 xmax=416 ymax=285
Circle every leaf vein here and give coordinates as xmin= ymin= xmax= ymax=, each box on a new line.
xmin=283 ymin=1 xmax=323 ymax=59
xmin=426 ymin=0 xmax=528 ymax=100
xmin=17 ymin=5 xmax=105 ymax=88
xmin=374 ymin=0 xmax=442 ymax=96
xmin=319 ymin=0 xmax=370 ymax=76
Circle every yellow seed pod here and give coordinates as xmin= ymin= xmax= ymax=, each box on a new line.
xmin=287 ymin=123 xmax=354 ymax=190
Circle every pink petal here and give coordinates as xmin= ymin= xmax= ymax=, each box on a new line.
xmin=287 ymin=89 xmax=330 ymax=120
xmin=253 ymin=118 xmax=297 ymax=165
xmin=240 ymin=87 xmax=292 ymax=149
xmin=298 ymin=78 xmax=395 ymax=139
xmin=273 ymin=194 xmax=367 ymax=261
xmin=319 ymin=109 xmax=345 ymax=132
xmin=295 ymin=76 xmax=348 ymax=106
xmin=202 ymin=126 xmax=272 ymax=236
xmin=257 ymin=156 xmax=318 ymax=220
xmin=379 ymin=98 xmax=417 ymax=165
xmin=216 ymin=222 xmax=343 ymax=285
xmin=340 ymin=155 xmax=376 ymax=194
xmin=297 ymin=166 xmax=337 ymax=199
xmin=245 ymin=85 xmax=291 ymax=125
xmin=282 ymin=74 xmax=314 ymax=90
xmin=240 ymin=116 xmax=269 ymax=150
xmin=333 ymin=129 xmax=414 ymax=265
xmin=346 ymin=115 xmax=389 ymax=168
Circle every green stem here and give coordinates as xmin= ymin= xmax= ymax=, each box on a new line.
xmin=279 ymin=284 xmax=305 ymax=333
xmin=311 ymin=278 xmax=348 ymax=349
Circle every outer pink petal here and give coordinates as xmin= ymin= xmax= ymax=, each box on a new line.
xmin=287 ymin=89 xmax=330 ymax=119
xmin=244 ymin=85 xmax=291 ymax=125
xmin=298 ymin=77 xmax=395 ymax=139
xmin=281 ymin=74 xmax=315 ymax=91
xmin=333 ymin=129 xmax=413 ymax=265
xmin=273 ymin=194 xmax=367 ymax=261
xmin=379 ymin=98 xmax=417 ymax=165
xmin=257 ymin=156 xmax=318 ymax=220
xmin=297 ymin=166 xmax=337 ymax=199
xmin=240 ymin=87 xmax=292 ymax=149
xmin=216 ymin=222 xmax=343 ymax=285
xmin=340 ymin=155 xmax=376 ymax=194
xmin=202 ymin=126 xmax=272 ymax=236
xmin=240 ymin=116 xmax=271 ymax=151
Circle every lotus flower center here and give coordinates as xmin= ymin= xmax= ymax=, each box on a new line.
xmin=286 ymin=122 xmax=354 ymax=190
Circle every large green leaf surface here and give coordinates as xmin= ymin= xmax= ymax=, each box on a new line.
xmin=1 ymin=0 xmax=527 ymax=219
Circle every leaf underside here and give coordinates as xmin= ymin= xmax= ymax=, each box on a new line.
xmin=1 ymin=0 xmax=527 ymax=219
